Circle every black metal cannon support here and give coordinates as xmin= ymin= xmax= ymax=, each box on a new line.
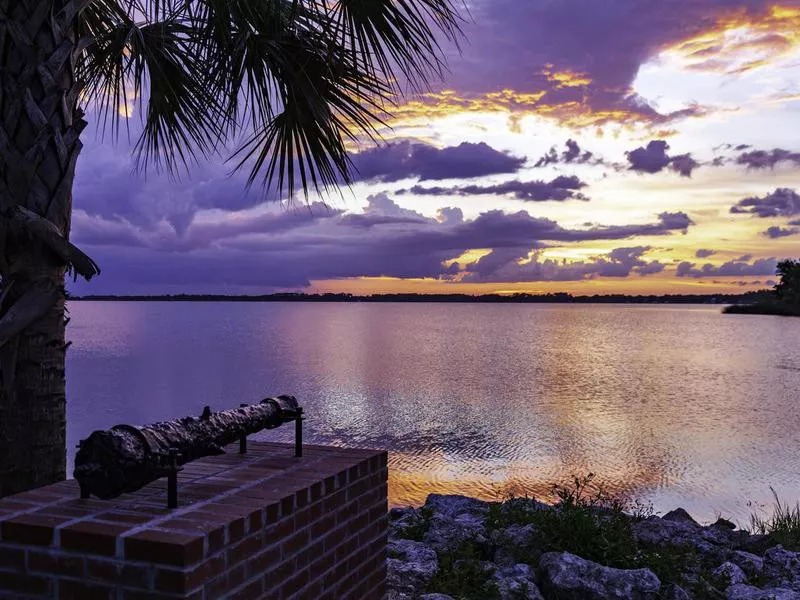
xmin=74 ymin=395 xmax=304 ymax=507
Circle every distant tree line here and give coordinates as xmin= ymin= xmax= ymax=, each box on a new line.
xmin=69 ymin=291 xmax=772 ymax=305
xmin=724 ymin=259 xmax=800 ymax=316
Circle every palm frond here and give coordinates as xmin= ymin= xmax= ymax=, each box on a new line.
xmin=75 ymin=0 xmax=463 ymax=198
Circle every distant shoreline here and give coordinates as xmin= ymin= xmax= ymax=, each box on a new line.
xmin=723 ymin=301 xmax=800 ymax=316
xmin=68 ymin=292 xmax=769 ymax=305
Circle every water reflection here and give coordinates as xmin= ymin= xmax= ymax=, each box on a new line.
xmin=66 ymin=302 xmax=800 ymax=523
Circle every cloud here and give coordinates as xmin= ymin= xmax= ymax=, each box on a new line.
xmin=695 ymin=249 xmax=716 ymax=258
xmin=676 ymin=257 xmax=778 ymax=278
xmin=350 ymin=140 xmax=525 ymax=182
xmin=462 ymin=246 xmax=666 ymax=283
xmin=71 ymin=189 xmax=695 ymax=292
xmin=625 ymin=140 xmax=699 ymax=177
xmin=763 ymin=226 xmax=800 ymax=239
xmin=736 ymin=148 xmax=800 ymax=170
xmin=535 ymin=139 xmax=596 ymax=167
xmin=388 ymin=1 xmax=793 ymax=130
xmin=730 ymin=188 xmax=800 ymax=218
xmin=400 ymin=175 xmax=590 ymax=202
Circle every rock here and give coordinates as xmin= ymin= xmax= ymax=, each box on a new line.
xmin=421 ymin=494 xmax=491 ymax=554
xmin=387 ymin=539 xmax=439 ymax=596
xmin=730 ymin=551 xmax=765 ymax=578
xmin=423 ymin=511 xmax=488 ymax=554
xmin=726 ymin=583 xmax=800 ymax=599
xmin=663 ymin=508 xmax=700 ymax=526
xmin=634 ymin=515 xmax=722 ymax=559
xmin=662 ymin=584 xmax=692 ymax=600
xmin=494 ymin=563 xmax=544 ymax=600
xmin=763 ymin=546 xmax=800 ymax=586
xmin=716 ymin=517 xmax=738 ymax=530
xmin=419 ymin=595 xmax=456 ymax=600
xmin=424 ymin=494 xmax=490 ymax=518
xmin=491 ymin=524 xmax=540 ymax=566
xmin=714 ymin=561 xmax=749 ymax=586
xmin=538 ymin=551 xmax=661 ymax=600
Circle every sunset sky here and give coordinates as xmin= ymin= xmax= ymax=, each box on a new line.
xmin=70 ymin=1 xmax=800 ymax=296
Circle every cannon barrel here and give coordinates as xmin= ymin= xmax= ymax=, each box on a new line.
xmin=74 ymin=395 xmax=300 ymax=500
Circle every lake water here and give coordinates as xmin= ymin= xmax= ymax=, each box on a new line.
xmin=65 ymin=302 xmax=800 ymax=524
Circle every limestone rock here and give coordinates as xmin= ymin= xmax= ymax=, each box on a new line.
xmin=387 ymin=539 xmax=439 ymax=596
xmin=714 ymin=561 xmax=749 ymax=586
xmin=494 ymin=563 xmax=544 ymax=600
xmin=726 ymin=583 xmax=800 ymax=599
xmin=538 ymin=551 xmax=661 ymax=600
xmin=491 ymin=524 xmax=540 ymax=566
xmin=730 ymin=551 xmax=765 ymax=578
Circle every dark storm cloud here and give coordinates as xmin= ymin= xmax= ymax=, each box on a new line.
xmin=695 ymin=249 xmax=716 ymax=258
xmin=763 ymin=226 xmax=799 ymax=239
xmin=737 ymin=149 xmax=800 ymax=170
xmin=462 ymin=246 xmax=666 ymax=283
xmin=439 ymin=0 xmax=773 ymax=126
xmin=625 ymin=140 xmax=699 ymax=177
xmin=350 ymin=140 xmax=526 ymax=182
xmin=730 ymin=188 xmax=800 ymax=218
xmin=676 ymin=257 xmax=778 ymax=278
xmin=71 ymin=189 xmax=695 ymax=292
xmin=400 ymin=175 xmax=590 ymax=202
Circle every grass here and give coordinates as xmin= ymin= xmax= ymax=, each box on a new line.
xmin=425 ymin=540 xmax=501 ymax=600
xmin=748 ymin=488 xmax=800 ymax=551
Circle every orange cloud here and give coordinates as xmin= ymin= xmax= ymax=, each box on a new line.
xmin=661 ymin=4 xmax=800 ymax=75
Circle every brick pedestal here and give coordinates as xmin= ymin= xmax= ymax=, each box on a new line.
xmin=0 ymin=442 xmax=388 ymax=599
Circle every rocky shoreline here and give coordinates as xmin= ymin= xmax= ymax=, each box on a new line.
xmin=388 ymin=493 xmax=800 ymax=600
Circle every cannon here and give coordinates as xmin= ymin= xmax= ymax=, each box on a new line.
xmin=74 ymin=395 xmax=303 ymax=504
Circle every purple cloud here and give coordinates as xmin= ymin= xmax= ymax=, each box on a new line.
xmin=676 ymin=257 xmax=778 ymax=278
xmin=695 ymin=249 xmax=716 ymax=258
xmin=70 ymin=190 xmax=695 ymax=293
xmin=463 ymin=246 xmax=665 ymax=283
xmin=763 ymin=226 xmax=799 ymax=239
xmin=626 ymin=140 xmax=699 ymax=177
xmin=350 ymin=141 xmax=525 ymax=182
xmin=737 ymin=148 xmax=800 ymax=170
xmin=535 ymin=139 xmax=596 ymax=167
xmin=435 ymin=0 xmax=768 ymax=126
xmin=401 ymin=175 xmax=589 ymax=202
xmin=730 ymin=188 xmax=800 ymax=218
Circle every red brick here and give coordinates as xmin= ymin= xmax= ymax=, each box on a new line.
xmin=124 ymin=529 xmax=205 ymax=566
xmin=61 ymin=521 xmax=131 ymax=556
xmin=279 ymin=567 xmax=309 ymax=597
xmin=0 ymin=572 xmax=52 ymax=596
xmin=58 ymin=579 xmax=114 ymax=600
xmin=0 ymin=545 xmax=25 ymax=570
xmin=85 ymin=558 xmax=151 ymax=589
xmin=28 ymin=551 xmax=85 ymax=577
xmin=245 ymin=544 xmax=280 ymax=578
xmin=281 ymin=529 xmax=309 ymax=559
xmin=154 ymin=554 xmax=224 ymax=594
xmin=159 ymin=517 xmax=225 ymax=554
xmin=1 ymin=514 xmax=69 ymax=546
xmin=227 ymin=531 xmax=263 ymax=566
xmin=229 ymin=576 xmax=264 ymax=600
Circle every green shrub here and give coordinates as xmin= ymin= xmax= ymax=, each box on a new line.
xmin=426 ymin=540 xmax=500 ymax=600
xmin=748 ymin=488 xmax=800 ymax=550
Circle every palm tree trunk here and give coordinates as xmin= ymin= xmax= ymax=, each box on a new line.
xmin=0 ymin=0 xmax=89 ymax=496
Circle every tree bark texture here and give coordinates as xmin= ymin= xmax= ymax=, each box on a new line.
xmin=0 ymin=0 xmax=92 ymax=496
xmin=74 ymin=396 xmax=301 ymax=500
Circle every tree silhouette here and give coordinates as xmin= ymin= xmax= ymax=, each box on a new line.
xmin=0 ymin=0 xmax=462 ymax=496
